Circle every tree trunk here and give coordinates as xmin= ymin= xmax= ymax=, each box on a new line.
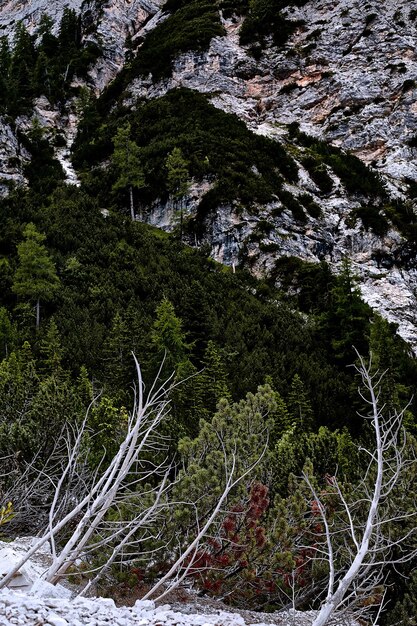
xmin=180 ymin=199 xmax=183 ymax=242
xmin=36 ymin=299 xmax=40 ymax=330
xmin=129 ymin=185 xmax=135 ymax=221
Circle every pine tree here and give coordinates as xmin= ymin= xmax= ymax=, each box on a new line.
xmin=12 ymin=224 xmax=60 ymax=329
xmin=112 ymin=123 xmax=145 ymax=220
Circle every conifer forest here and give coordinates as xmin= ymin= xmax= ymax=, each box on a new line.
xmin=1 ymin=1 xmax=417 ymax=624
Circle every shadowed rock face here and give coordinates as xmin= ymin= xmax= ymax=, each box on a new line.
xmin=1 ymin=0 xmax=417 ymax=351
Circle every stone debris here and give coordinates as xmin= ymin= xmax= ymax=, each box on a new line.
xmin=0 ymin=590 xmax=341 ymax=626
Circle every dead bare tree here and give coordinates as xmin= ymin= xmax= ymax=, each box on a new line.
xmin=0 ymin=356 xmax=267 ymax=597
xmin=0 ymin=356 xmax=174 ymax=589
xmin=303 ymin=352 xmax=417 ymax=626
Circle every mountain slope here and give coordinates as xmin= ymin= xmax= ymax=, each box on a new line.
xmin=1 ymin=0 xmax=417 ymax=352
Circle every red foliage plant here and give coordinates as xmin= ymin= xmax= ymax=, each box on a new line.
xmin=182 ymin=482 xmax=314 ymax=608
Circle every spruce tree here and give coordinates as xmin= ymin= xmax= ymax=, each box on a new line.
xmin=150 ymin=296 xmax=189 ymax=378
xmin=325 ymin=257 xmax=371 ymax=363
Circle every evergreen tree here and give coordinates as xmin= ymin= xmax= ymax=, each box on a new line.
xmin=36 ymin=14 xmax=58 ymax=58
xmin=287 ymin=373 xmax=314 ymax=432
xmin=193 ymin=340 xmax=231 ymax=421
xmin=102 ymin=311 xmax=132 ymax=397
xmin=324 ymin=257 xmax=371 ymax=363
xmin=57 ymin=7 xmax=80 ymax=85
xmin=0 ymin=36 xmax=10 ymax=111
xmin=112 ymin=123 xmax=145 ymax=220
xmin=39 ymin=318 xmax=63 ymax=374
xmin=8 ymin=22 xmax=36 ymax=114
xmin=165 ymin=147 xmax=190 ymax=240
xmin=150 ymin=296 xmax=190 ymax=378
xmin=0 ymin=308 xmax=14 ymax=358
xmin=12 ymin=223 xmax=60 ymax=329
xmin=32 ymin=51 xmax=51 ymax=98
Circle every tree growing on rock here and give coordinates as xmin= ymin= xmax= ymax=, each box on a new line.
xmin=165 ymin=147 xmax=190 ymax=241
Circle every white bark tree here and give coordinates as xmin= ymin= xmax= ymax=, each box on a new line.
xmin=0 ymin=357 xmax=267 ymax=597
xmin=304 ymin=353 xmax=417 ymax=626
xmin=0 ymin=356 xmax=174 ymax=589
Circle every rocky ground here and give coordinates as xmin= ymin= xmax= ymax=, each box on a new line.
xmin=0 ymin=590 xmax=331 ymax=626
xmin=0 ymin=539 xmax=353 ymax=626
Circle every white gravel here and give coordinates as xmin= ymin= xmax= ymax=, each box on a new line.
xmin=0 ymin=589 xmax=324 ymax=626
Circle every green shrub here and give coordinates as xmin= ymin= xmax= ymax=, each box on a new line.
xmin=134 ymin=0 xmax=225 ymax=80
xmin=298 ymin=193 xmax=322 ymax=218
xmin=302 ymin=157 xmax=334 ymax=193
xmin=239 ymin=0 xmax=307 ymax=51
xmin=74 ymin=88 xmax=298 ymax=218
xmin=351 ymin=205 xmax=390 ymax=236
xmin=293 ymin=128 xmax=386 ymax=198
xmin=277 ymin=189 xmax=307 ymax=222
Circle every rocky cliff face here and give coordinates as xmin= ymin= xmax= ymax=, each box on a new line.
xmin=128 ymin=0 xmax=417 ymax=352
xmin=1 ymin=0 xmax=417 ymax=351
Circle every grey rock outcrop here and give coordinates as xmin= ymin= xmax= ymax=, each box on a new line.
xmin=0 ymin=118 xmax=29 ymax=196
xmin=127 ymin=0 xmax=417 ymax=352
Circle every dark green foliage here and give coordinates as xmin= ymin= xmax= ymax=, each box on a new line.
xmin=73 ymin=88 xmax=298 ymax=220
xmin=239 ymin=0 xmax=306 ymax=54
xmin=12 ymin=223 xmax=60 ymax=328
xmin=0 ymin=12 xmax=101 ymax=116
xmin=7 ymin=22 xmax=37 ymax=115
xmin=0 ymin=180 xmax=382 ymax=431
xmin=321 ymin=257 xmax=372 ymax=365
xmin=298 ymin=193 xmax=322 ymax=218
xmin=19 ymin=122 xmax=65 ymax=197
xmin=149 ymin=296 xmax=190 ymax=379
xmin=134 ymin=0 xmax=225 ymax=80
xmin=302 ymin=156 xmax=334 ymax=193
xmin=287 ymin=373 xmax=314 ymax=432
xmin=384 ymin=200 xmax=417 ymax=243
xmin=271 ymin=257 xmax=333 ymax=313
xmin=294 ymin=128 xmax=386 ymax=198
xmin=350 ymin=205 xmax=389 ymax=236
xmin=384 ymin=568 xmax=417 ymax=626
xmin=277 ymin=189 xmax=307 ymax=222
